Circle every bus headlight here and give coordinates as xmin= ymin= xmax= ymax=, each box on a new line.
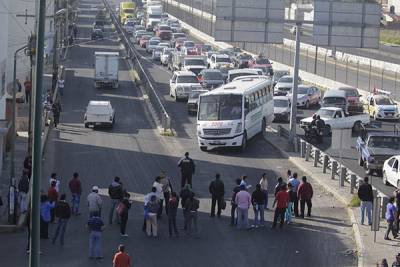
xmin=235 ymin=122 xmax=242 ymax=134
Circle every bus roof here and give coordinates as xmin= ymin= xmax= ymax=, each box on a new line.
xmin=203 ymin=76 xmax=271 ymax=96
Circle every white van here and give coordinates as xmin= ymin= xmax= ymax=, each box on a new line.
xmin=84 ymin=101 xmax=115 ymax=128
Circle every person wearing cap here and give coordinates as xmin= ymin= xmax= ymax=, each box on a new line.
xmin=178 ymin=152 xmax=195 ymax=188
xmin=235 ymin=184 xmax=251 ymax=229
xmin=87 ymin=186 xmax=102 ymax=217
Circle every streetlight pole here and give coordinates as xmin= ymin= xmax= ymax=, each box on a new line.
xmin=289 ymin=22 xmax=301 ymax=147
xmin=9 ymin=45 xmax=28 ymax=224
xmin=29 ymin=0 xmax=46 ymax=266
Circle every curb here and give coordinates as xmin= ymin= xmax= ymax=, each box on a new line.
xmin=264 ymin=134 xmax=364 ymax=267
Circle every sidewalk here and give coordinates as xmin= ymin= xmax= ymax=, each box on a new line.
xmin=264 ymin=128 xmax=399 ymax=267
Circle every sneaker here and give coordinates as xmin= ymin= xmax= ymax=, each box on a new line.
xmin=120 ymin=234 xmax=128 ymax=237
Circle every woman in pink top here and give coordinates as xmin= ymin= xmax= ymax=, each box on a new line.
xmin=235 ymin=185 xmax=251 ymax=229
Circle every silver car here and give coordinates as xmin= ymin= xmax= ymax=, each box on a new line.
xmin=146 ymin=39 xmax=160 ymax=53
xmin=152 ymin=46 xmax=164 ymax=61
xmin=287 ymin=85 xmax=321 ymax=109
xmin=274 ymin=75 xmax=302 ymax=96
xmin=187 ymin=89 xmax=208 ymax=115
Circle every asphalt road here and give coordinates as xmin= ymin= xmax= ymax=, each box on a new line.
xmin=0 ymin=1 xmax=356 ymax=266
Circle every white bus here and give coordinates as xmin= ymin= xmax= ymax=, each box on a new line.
xmin=197 ymin=76 xmax=274 ymax=151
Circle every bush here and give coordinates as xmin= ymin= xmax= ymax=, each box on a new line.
xmin=349 ymin=195 xmax=361 ymax=207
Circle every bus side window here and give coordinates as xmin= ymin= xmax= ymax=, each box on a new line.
xmin=260 ymin=89 xmax=265 ymax=103
xmin=244 ymin=96 xmax=250 ymax=115
xmin=256 ymin=91 xmax=261 ymax=105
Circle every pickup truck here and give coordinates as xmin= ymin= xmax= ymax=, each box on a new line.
xmin=84 ymin=101 xmax=115 ymax=129
xmin=300 ymin=107 xmax=370 ymax=135
xmin=356 ymin=131 xmax=400 ymax=175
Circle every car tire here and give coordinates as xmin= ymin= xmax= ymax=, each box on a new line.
xmin=383 ymin=172 xmax=389 ymax=185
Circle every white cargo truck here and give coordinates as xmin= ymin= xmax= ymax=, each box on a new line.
xmin=94 ymin=51 xmax=119 ymax=89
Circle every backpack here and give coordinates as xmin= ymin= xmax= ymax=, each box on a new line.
xmin=116 ymin=202 xmax=126 ymax=215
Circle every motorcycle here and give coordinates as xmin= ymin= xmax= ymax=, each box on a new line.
xmin=304 ymin=125 xmax=323 ymax=144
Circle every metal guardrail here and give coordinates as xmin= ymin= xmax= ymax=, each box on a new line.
xmin=277 ymin=125 xmax=390 ymax=219
xmin=102 ymin=0 xmax=172 ymax=133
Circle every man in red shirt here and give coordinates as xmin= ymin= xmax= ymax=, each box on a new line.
xmin=297 ymin=176 xmax=314 ymax=218
xmin=113 ymin=244 xmax=131 ymax=267
xmin=272 ymin=184 xmax=289 ymax=229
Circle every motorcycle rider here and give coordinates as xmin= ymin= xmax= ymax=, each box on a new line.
xmin=315 ymin=115 xmax=325 ymax=143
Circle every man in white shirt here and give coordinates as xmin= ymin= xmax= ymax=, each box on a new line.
xmin=49 ymin=172 xmax=61 ymax=192
xmin=153 ymin=176 xmax=164 ymax=219
xmin=58 ymin=78 xmax=65 ymax=96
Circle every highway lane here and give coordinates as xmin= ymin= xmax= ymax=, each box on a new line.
xmin=0 ymin=1 xmax=356 ymax=266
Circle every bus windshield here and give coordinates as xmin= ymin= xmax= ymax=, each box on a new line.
xmin=199 ymin=94 xmax=242 ymax=121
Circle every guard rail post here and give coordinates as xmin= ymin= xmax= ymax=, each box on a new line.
xmin=381 ymin=196 xmax=389 ymax=219
xmin=339 ymin=166 xmax=346 ymax=187
xmin=331 ymin=161 xmax=338 ymax=180
xmin=350 ymin=174 xmax=357 ymax=194
xmin=305 ymin=143 xmax=311 ymax=161
xmin=322 ymin=155 xmax=329 ymax=173
xmin=300 ymin=140 xmax=306 ymax=158
xmin=313 ymin=149 xmax=320 ymax=167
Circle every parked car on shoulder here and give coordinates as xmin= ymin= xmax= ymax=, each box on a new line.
xmin=84 ymin=101 xmax=115 ymax=129
xmin=383 ymin=155 xmax=400 ymax=188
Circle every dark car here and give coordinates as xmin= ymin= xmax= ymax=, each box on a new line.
xmin=197 ymin=69 xmax=224 ymax=89
xmin=159 ymin=30 xmax=173 ymax=41
xmin=91 ymin=28 xmax=104 ymax=40
xmin=234 ymin=53 xmax=253 ymax=68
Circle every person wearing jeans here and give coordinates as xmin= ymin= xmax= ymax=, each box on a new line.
xmin=251 ymin=184 xmax=265 ymax=227
xmin=297 ymin=176 xmax=314 ymax=218
xmin=87 ymin=212 xmax=105 ymax=259
xmin=230 ymin=179 xmax=242 ymax=226
xmin=259 ymin=173 xmax=269 ymax=210
xmin=357 ymin=176 xmax=374 ymax=225
xmin=272 ymin=184 xmax=289 ymax=229
xmin=385 ymin=197 xmax=398 ymax=240
xmin=68 ymin=172 xmax=82 ymax=215
xmin=108 ymin=177 xmax=123 ymax=224
xmin=52 ymin=194 xmax=71 ymax=245
xmin=235 ymin=185 xmax=251 ymax=229
xmin=285 ymin=183 xmax=296 ymax=224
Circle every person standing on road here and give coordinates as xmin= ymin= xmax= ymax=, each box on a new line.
xmin=184 ymin=192 xmax=200 ymax=236
xmin=288 ymin=173 xmax=300 ymax=217
xmin=18 ymin=171 xmax=30 ymax=213
xmin=272 ymin=184 xmax=289 ymax=229
xmin=393 ymin=188 xmax=400 ymax=234
xmin=240 ymin=175 xmax=251 ymax=189
xmin=259 ymin=173 xmax=269 ymax=210
xmin=358 ymin=176 xmax=373 ymax=225
xmin=180 ymin=184 xmax=192 ymax=230
xmin=274 ymin=177 xmax=284 ymax=196
xmin=52 ymin=102 xmax=61 ymax=128
xmin=52 ymin=194 xmax=71 ymax=245
xmin=108 ymin=177 xmax=123 ymax=224
xmin=113 ymin=244 xmax=131 ymax=267
xmin=48 ymin=181 xmax=59 ymax=223
xmin=168 ymin=191 xmax=179 ymax=237
xmin=58 ymin=76 xmax=65 ymax=96
xmin=230 ymin=178 xmax=242 ymax=226
xmin=251 ymin=184 xmax=265 ymax=227
xmin=160 ymin=171 xmax=172 ymax=215
xmin=209 ymin=173 xmax=225 ymax=218
xmin=118 ymin=195 xmax=131 ymax=237
xmin=143 ymin=187 xmax=157 ymax=232
xmin=178 ymin=152 xmax=195 ymax=188
xmin=153 ymin=176 xmax=165 ymax=219
xmin=24 ymin=77 xmax=31 ymax=103
xmin=88 ymin=186 xmax=102 ymax=217
xmin=384 ymin=197 xmax=398 ymax=240
xmin=235 ymin=185 xmax=251 ymax=230
xmin=49 ymin=173 xmax=61 ymax=193
xmin=87 ymin=211 xmax=105 ymax=260
xmin=69 ymin=172 xmax=82 ymax=215
xmin=40 ymin=194 xmax=55 ymax=239
xmin=285 ymin=183 xmax=296 ymax=224
xmin=297 ymin=176 xmax=313 ymax=218
xmin=145 ymin=195 xmax=159 ymax=237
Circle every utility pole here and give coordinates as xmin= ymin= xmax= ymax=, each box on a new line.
xmin=288 ymin=22 xmax=301 ymax=147
xmin=29 ymin=0 xmax=46 ymax=266
xmin=9 ymin=45 xmax=28 ymax=224
xmin=52 ymin=0 xmax=59 ymax=90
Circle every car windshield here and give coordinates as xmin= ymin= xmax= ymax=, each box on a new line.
xmin=238 ymin=54 xmax=252 ymax=60
xmin=368 ymin=136 xmax=400 ymax=149
xmin=149 ymin=14 xmax=161 ymax=18
xmin=341 ymin=88 xmax=359 ymax=97
xmin=279 ymin=77 xmax=293 ymax=83
xmin=159 ymin=26 xmax=170 ymax=30
xmin=274 ymin=71 xmax=290 ymax=80
xmin=297 ymin=87 xmax=309 ymax=95
xmin=177 ymin=75 xmax=198 ymax=83
xmin=185 ymin=59 xmax=205 ymax=66
xmin=376 ymin=97 xmax=395 ymax=105
xmin=199 ymin=94 xmax=243 ymax=121
xmin=149 ymin=40 xmax=160 ymax=45
xmin=229 ymin=72 xmax=257 ymax=82
xmin=184 ymin=42 xmax=195 ymax=47
xmin=274 ymin=99 xmax=289 ymax=107
xmin=203 ymin=71 xmax=222 ymax=80
xmin=216 ymin=57 xmax=230 ymax=63
xmin=316 ymin=109 xmax=336 ymax=117
xmin=174 ymin=33 xmax=186 ymax=38
xmin=256 ymin=58 xmax=270 ymax=64
xmin=323 ymin=97 xmax=346 ymax=105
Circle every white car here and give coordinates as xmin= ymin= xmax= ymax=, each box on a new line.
xmin=286 ymin=85 xmax=321 ymax=108
xmin=209 ymin=54 xmax=233 ymax=69
xmin=274 ymin=75 xmax=302 ymax=96
xmin=160 ymin=47 xmax=175 ymax=65
xmin=365 ymin=94 xmax=400 ymax=120
xmin=146 ymin=39 xmax=160 ymax=53
xmin=383 ymin=155 xmax=400 ymax=188
xmin=84 ymin=101 xmax=115 ymax=128
xmin=273 ymin=96 xmax=291 ymax=122
xmin=169 ymin=71 xmax=202 ymax=101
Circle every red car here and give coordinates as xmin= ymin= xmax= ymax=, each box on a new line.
xmin=139 ymin=35 xmax=152 ymax=48
xmin=174 ymin=37 xmax=187 ymax=50
xmin=249 ymin=57 xmax=273 ymax=75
